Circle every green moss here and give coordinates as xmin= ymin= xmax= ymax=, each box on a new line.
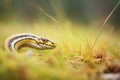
xmin=0 ymin=22 xmax=120 ymax=80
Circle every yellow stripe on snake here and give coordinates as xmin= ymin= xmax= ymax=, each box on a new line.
xmin=4 ymin=33 xmax=56 ymax=53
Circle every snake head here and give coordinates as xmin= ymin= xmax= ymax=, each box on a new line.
xmin=37 ymin=38 xmax=56 ymax=49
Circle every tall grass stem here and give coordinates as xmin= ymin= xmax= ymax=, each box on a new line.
xmin=92 ymin=0 xmax=120 ymax=50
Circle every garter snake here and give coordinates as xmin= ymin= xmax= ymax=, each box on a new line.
xmin=4 ymin=33 xmax=56 ymax=52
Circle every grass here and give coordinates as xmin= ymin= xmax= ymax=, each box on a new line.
xmin=0 ymin=1 xmax=120 ymax=80
xmin=0 ymin=21 xmax=120 ymax=80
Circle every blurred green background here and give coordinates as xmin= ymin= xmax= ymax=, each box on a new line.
xmin=0 ymin=0 xmax=120 ymax=27
xmin=0 ymin=1 xmax=120 ymax=80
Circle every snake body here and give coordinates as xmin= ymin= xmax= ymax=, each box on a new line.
xmin=4 ymin=33 xmax=56 ymax=52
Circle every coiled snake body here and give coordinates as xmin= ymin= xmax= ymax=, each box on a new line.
xmin=4 ymin=33 xmax=56 ymax=52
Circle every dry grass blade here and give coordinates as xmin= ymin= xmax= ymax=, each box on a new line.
xmin=29 ymin=1 xmax=59 ymax=24
xmin=92 ymin=0 xmax=120 ymax=50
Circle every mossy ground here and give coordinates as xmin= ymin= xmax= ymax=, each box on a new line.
xmin=0 ymin=21 xmax=120 ymax=80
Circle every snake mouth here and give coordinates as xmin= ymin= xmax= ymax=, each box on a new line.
xmin=38 ymin=42 xmax=56 ymax=49
xmin=47 ymin=42 xmax=56 ymax=48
